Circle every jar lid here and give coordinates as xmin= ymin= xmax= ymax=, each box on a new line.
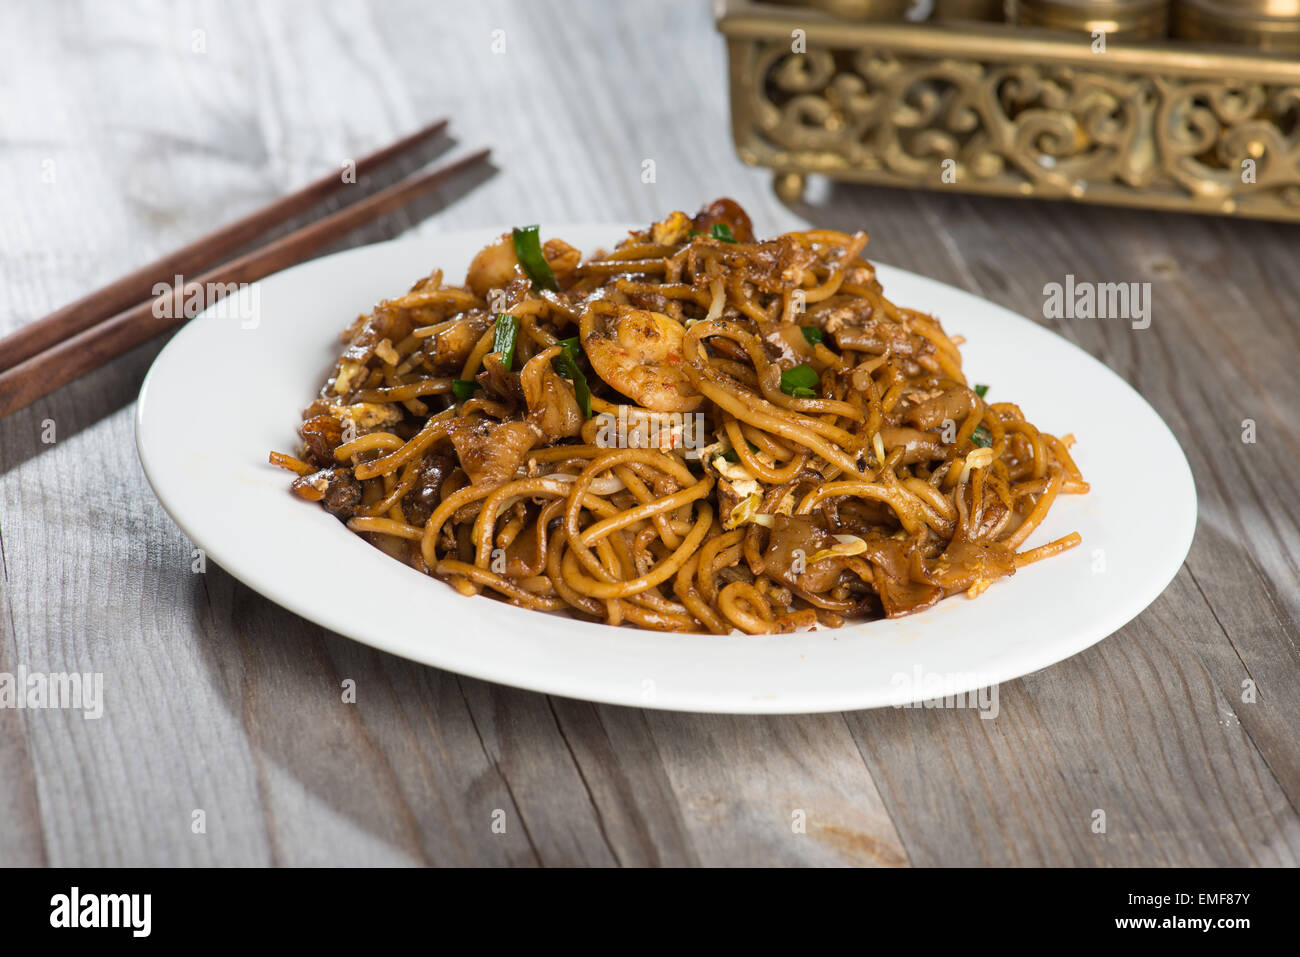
xmin=1174 ymin=0 xmax=1300 ymax=50
xmin=1018 ymin=0 xmax=1169 ymax=36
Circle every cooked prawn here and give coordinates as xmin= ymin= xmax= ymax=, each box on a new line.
xmin=579 ymin=301 xmax=702 ymax=412
xmin=466 ymin=233 xmax=582 ymax=299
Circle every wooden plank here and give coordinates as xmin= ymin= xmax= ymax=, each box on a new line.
xmin=0 ymin=0 xmax=1296 ymax=868
xmin=642 ymin=711 xmax=909 ymax=866
xmin=547 ymin=701 xmax=703 ymax=867
xmin=209 ymin=565 xmax=543 ymax=866
xmin=846 ymin=578 xmax=1299 ymax=866
xmin=0 ymin=525 xmax=49 ymax=867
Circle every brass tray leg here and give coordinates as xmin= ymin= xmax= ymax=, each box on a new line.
xmin=774 ymin=171 xmax=808 ymax=204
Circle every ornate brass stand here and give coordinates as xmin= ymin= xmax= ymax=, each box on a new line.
xmin=719 ymin=0 xmax=1300 ymax=221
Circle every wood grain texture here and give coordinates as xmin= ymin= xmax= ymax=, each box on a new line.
xmin=0 ymin=0 xmax=1296 ymax=867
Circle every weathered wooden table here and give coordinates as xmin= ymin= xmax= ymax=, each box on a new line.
xmin=2 ymin=0 xmax=1296 ymax=867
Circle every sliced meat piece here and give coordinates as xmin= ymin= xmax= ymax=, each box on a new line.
xmin=858 ymin=534 xmax=943 ymax=617
xmin=291 ymin=467 xmax=361 ymax=520
xmin=339 ymin=305 xmax=413 ymax=365
xmin=401 ymin=447 xmax=459 ymax=527
xmin=761 ymin=514 xmax=842 ymax=594
xmin=476 ymin=352 xmax=525 ymax=406
xmin=424 ymin=312 xmax=493 ymax=374
xmin=729 ymin=236 xmax=816 ymax=293
xmin=809 ymin=294 xmax=874 ymax=334
xmin=920 ymin=538 xmax=1016 ymax=594
xmin=299 ymin=414 xmax=346 ymax=467
xmin=446 ymin=416 xmax=540 ymax=486
xmin=876 ymin=577 xmax=943 ymax=618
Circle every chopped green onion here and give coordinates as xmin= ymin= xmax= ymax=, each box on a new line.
xmin=452 ymin=379 xmax=480 ymax=402
xmin=971 ymin=425 xmax=993 ymax=448
xmin=554 ymin=337 xmax=592 ymax=418
xmin=492 ymin=313 xmax=519 ymax=371
xmin=974 ymin=383 xmax=989 ymax=399
xmin=511 ymin=225 xmax=559 ymax=292
xmin=718 ymin=441 xmax=758 ymax=465
xmin=780 ymin=363 xmax=820 ymax=398
xmin=801 ymin=326 xmax=824 ymax=346
xmin=710 ymin=223 xmax=736 ymax=243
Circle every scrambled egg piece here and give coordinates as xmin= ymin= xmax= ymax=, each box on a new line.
xmin=333 ymin=360 xmax=365 ymax=395
xmin=713 ymin=458 xmax=762 ymax=501
xmin=651 ymin=210 xmax=691 ymax=246
xmin=331 ymin=402 xmax=402 ymax=430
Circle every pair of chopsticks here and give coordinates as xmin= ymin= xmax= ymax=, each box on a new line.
xmin=0 ymin=119 xmax=490 ymax=419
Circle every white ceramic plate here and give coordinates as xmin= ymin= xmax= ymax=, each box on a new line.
xmin=137 ymin=226 xmax=1196 ymax=713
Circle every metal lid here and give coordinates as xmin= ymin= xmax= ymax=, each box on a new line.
xmin=1018 ymin=0 xmax=1170 ymax=36
xmin=1174 ymin=0 xmax=1300 ymax=50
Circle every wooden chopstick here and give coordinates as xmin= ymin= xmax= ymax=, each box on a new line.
xmin=0 ymin=147 xmax=491 ymax=419
xmin=0 ymin=117 xmax=450 ymax=374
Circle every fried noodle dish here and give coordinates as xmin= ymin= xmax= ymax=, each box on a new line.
xmin=271 ymin=199 xmax=1088 ymax=634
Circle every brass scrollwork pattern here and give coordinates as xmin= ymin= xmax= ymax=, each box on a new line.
xmin=728 ymin=35 xmax=1300 ymax=220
